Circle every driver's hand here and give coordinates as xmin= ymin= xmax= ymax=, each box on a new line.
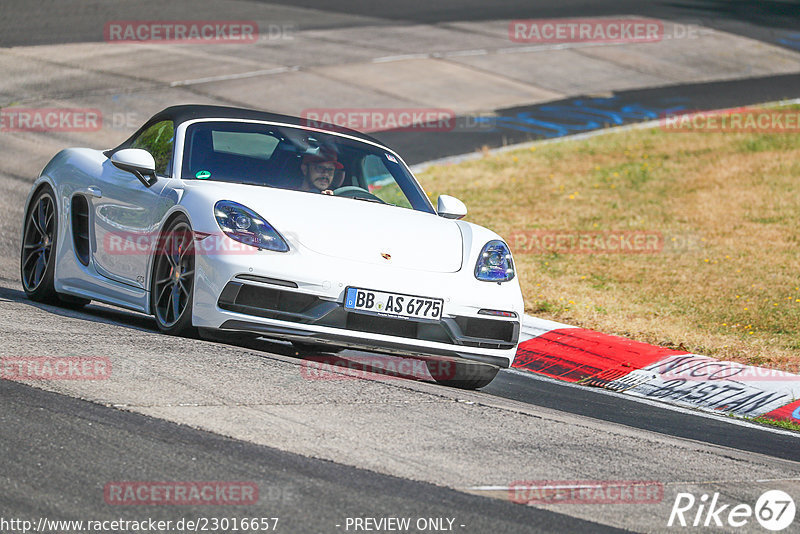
xmin=322 ymin=189 xmax=334 ymax=195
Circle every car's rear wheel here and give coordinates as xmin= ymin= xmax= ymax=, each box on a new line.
xmin=151 ymin=216 xmax=196 ymax=337
xmin=21 ymin=186 xmax=90 ymax=308
xmin=426 ymin=359 xmax=499 ymax=389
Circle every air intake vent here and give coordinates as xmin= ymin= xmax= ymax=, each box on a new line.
xmin=455 ymin=316 xmax=516 ymax=343
xmin=71 ymin=195 xmax=90 ymax=266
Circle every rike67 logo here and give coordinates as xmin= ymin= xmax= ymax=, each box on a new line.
xmin=668 ymin=490 xmax=795 ymax=531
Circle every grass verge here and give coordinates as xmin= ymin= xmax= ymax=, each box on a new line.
xmin=750 ymin=416 xmax=800 ymax=433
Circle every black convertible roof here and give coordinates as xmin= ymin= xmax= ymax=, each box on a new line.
xmin=112 ymin=104 xmax=386 ymax=152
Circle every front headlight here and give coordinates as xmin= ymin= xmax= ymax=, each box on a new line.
xmin=475 ymin=240 xmax=514 ymax=282
xmin=214 ymin=200 xmax=289 ymax=252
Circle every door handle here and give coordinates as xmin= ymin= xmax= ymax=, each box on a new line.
xmin=86 ymin=186 xmax=102 ymax=198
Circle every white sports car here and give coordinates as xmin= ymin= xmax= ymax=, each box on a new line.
xmin=20 ymin=105 xmax=522 ymax=388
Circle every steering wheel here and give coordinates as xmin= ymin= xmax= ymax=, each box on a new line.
xmin=332 ymin=186 xmax=385 ymax=203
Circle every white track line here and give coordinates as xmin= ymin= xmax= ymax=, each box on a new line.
xmin=468 ymin=477 xmax=800 ymax=492
xmin=371 ymin=40 xmax=634 ymax=64
xmin=170 ymin=66 xmax=300 ymax=87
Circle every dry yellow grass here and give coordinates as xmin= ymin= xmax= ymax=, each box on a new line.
xmin=417 ymin=112 xmax=800 ymax=368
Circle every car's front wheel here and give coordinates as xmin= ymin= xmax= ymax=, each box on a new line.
xmin=151 ymin=215 xmax=196 ymax=337
xmin=426 ymin=359 xmax=499 ymax=389
xmin=21 ymin=185 xmax=90 ymax=308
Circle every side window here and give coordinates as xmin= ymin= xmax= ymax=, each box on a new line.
xmin=362 ymin=154 xmax=412 ymax=209
xmin=130 ymin=120 xmax=174 ymax=176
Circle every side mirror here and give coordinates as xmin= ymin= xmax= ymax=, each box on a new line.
xmin=437 ymin=195 xmax=467 ymax=220
xmin=111 ymin=149 xmax=158 ymax=187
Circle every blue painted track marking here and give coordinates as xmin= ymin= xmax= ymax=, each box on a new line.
xmin=477 ymin=97 xmax=688 ymax=137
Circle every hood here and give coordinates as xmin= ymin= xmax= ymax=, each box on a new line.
xmin=191 ymin=182 xmax=464 ymax=273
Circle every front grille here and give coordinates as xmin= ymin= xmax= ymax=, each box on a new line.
xmin=233 ymin=284 xmax=319 ymax=314
xmin=346 ymin=312 xmax=419 ymax=338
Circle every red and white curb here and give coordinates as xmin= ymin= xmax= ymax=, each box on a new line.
xmin=513 ymin=316 xmax=800 ymax=424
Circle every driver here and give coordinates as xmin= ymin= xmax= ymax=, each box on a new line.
xmin=299 ymin=150 xmax=343 ymax=195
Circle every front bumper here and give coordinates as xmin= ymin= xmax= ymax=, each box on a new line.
xmin=214 ymin=279 xmax=519 ymax=367
xmin=191 ymin=242 xmax=523 ymax=368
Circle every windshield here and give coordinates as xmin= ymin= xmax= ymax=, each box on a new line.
xmin=181 ymin=121 xmax=435 ymax=213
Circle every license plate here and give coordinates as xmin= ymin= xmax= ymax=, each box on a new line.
xmin=344 ymin=287 xmax=443 ymax=320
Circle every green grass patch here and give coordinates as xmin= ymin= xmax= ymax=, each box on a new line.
xmin=750 ymin=416 xmax=800 ymax=433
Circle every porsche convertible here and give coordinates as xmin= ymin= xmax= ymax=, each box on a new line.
xmin=20 ymin=105 xmax=522 ymax=388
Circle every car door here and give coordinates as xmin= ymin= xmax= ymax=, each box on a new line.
xmin=90 ymin=120 xmax=175 ymax=289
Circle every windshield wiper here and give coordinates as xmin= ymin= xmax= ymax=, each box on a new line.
xmin=352 ymin=196 xmax=383 ymax=204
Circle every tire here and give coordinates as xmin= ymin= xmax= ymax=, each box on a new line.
xmin=20 ymin=185 xmax=90 ymax=309
xmin=151 ymin=215 xmax=197 ymax=337
xmin=21 ymin=186 xmax=60 ymax=303
xmin=291 ymin=341 xmax=345 ymax=354
xmin=426 ymin=359 xmax=499 ymax=389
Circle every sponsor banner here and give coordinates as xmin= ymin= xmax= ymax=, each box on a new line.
xmin=624 ymin=354 xmax=799 ymax=417
xmin=104 ymin=482 xmax=258 ymax=505
xmin=660 ymin=108 xmax=800 ymax=133
xmin=1 ymin=357 xmax=111 ymax=380
xmin=513 ymin=328 xmax=685 ymax=382
xmin=509 ymin=18 xmax=664 ymax=44
xmin=104 ymin=21 xmax=259 ymax=44
xmin=1 ymin=108 xmax=102 ymax=132
xmin=584 ymin=368 xmax=658 ymax=391
xmin=658 ymin=357 xmax=800 ymax=383
xmin=510 ymin=480 xmax=663 ymax=505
